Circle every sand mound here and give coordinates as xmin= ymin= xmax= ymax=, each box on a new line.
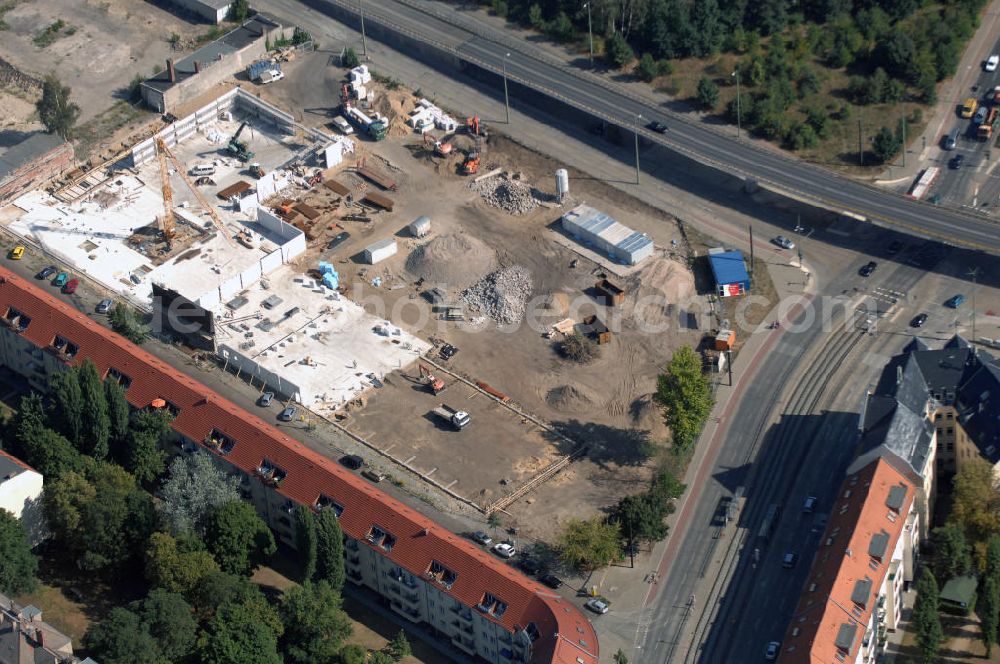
xmin=631 ymin=257 xmax=695 ymax=302
xmin=546 ymin=384 xmax=599 ymax=413
xmin=630 ymin=394 xmax=669 ymax=438
xmin=405 ymin=233 xmax=497 ymax=288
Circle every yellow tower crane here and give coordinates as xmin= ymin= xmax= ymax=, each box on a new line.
xmin=156 ymin=139 xmax=235 ymax=247
xmin=155 ymin=139 xmax=175 ymax=239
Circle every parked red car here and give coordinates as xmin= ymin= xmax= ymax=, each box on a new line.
xmin=62 ymin=279 xmax=79 ymax=294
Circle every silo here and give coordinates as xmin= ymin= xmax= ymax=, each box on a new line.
xmin=555 ymin=168 xmax=569 ymax=200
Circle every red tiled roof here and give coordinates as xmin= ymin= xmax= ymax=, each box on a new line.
xmin=0 ymin=267 xmax=599 ymax=664
xmin=780 ymin=457 xmax=914 ymax=663
xmin=0 ymin=448 xmax=35 ymax=474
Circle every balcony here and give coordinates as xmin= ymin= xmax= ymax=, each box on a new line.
xmin=347 ymin=569 xmax=363 ymax=583
xmin=347 ymin=554 xmax=361 ymax=566
xmin=451 ymin=635 xmax=476 ymax=655
xmin=403 ymin=591 xmax=420 ymax=604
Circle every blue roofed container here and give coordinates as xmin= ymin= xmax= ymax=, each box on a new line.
xmin=707 ymin=247 xmax=750 ymax=297
xmin=560 ymin=205 xmax=654 ymax=265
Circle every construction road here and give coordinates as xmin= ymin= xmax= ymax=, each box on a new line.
xmin=294 ymin=0 xmax=1000 ymax=253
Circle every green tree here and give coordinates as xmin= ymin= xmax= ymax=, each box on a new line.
xmin=913 ymin=570 xmax=943 ymax=664
xmin=145 ymin=531 xmax=220 ymax=594
xmin=186 ymin=570 xmax=257 ymax=619
xmin=871 ymin=126 xmax=901 ymax=165
xmin=980 ymin=574 xmax=1000 ymax=657
xmin=931 ymin=523 xmax=972 ymax=581
xmin=294 ymin=504 xmax=318 ymax=582
xmin=695 ymin=75 xmax=719 ymax=110
xmin=109 ymin=303 xmax=147 ymax=345
xmin=388 ymin=630 xmax=412 ymax=661
xmin=49 ymin=367 xmax=83 ymax=445
xmin=605 ymin=32 xmax=634 ymax=68
xmin=548 ymin=11 xmax=573 ymax=42
xmin=487 ymin=512 xmax=502 ymax=538
xmin=124 ymin=411 xmax=170 ymax=484
xmin=557 ymin=517 xmax=621 ymax=571
xmin=136 ymin=589 xmax=198 ymax=662
xmin=10 ymin=394 xmax=83 ymax=477
xmin=369 ymin=652 xmax=394 ymax=664
xmin=636 ymin=53 xmax=659 ymax=82
xmin=339 ymin=644 xmax=368 ymax=664
xmin=159 ymin=452 xmax=239 ymax=534
xmin=343 ymin=47 xmax=360 ymax=69
xmin=44 ymin=462 xmax=156 ymax=573
xmin=105 ymin=378 xmax=131 ymax=451
xmin=613 ymin=649 xmax=629 ymax=664
xmin=527 ymin=3 xmax=543 ymax=28
xmin=316 ymin=507 xmax=345 ymax=591
xmin=202 ymin=500 xmax=276 ymax=576
xmin=952 ymin=458 xmax=1000 ymax=544
xmin=0 ymin=510 xmax=37 ymax=595
xmin=77 ymin=360 xmax=110 ymax=459
xmin=36 ymin=74 xmax=79 ymax=140
xmin=198 ymin=601 xmax=282 ymax=664
xmin=654 ymin=346 xmax=713 ymax=451
xmin=613 ymin=469 xmax=686 ymax=545
xmin=227 ymin=0 xmax=250 ymax=22
xmin=279 ymin=581 xmax=352 ymax=664
xmin=84 ymin=607 xmax=159 ymax=664
xmin=796 ymin=66 xmax=821 ymax=97
xmin=986 ymin=535 xmax=1000 ymax=579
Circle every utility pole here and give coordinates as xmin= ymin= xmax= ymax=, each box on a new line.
xmin=634 ymin=113 xmax=642 ymax=185
xmin=858 ymin=120 xmax=864 ymax=167
xmin=359 ymin=0 xmax=368 ymax=59
xmin=970 ymin=266 xmax=981 ymax=343
xmin=731 ymin=71 xmax=741 ymax=140
xmin=502 ymin=52 xmax=511 ymax=124
xmin=748 ymin=225 xmax=754 ymax=287
xmin=901 ymin=114 xmax=906 ymax=169
xmin=583 ymin=2 xmax=594 ymax=68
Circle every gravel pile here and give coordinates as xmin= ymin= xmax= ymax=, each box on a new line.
xmin=470 ymin=174 xmax=537 ymax=214
xmin=404 ymin=234 xmax=498 ymax=289
xmin=460 ymin=265 xmax=533 ymax=325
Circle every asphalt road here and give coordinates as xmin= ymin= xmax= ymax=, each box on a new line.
xmin=298 ymin=0 xmax=1000 ymax=253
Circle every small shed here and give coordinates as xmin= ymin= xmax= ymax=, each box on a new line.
xmin=582 ymin=314 xmax=612 ymax=345
xmin=594 ymin=279 xmax=625 ymax=306
xmin=940 ymin=575 xmax=978 ymax=614
xmin=707 ymin=248 xmax=751 ymax=297
xmin=409 ymin=215 xmax=431 ymax=238
xmin=363 ymin=238 xmax=398 ymax=264
xmin=714 ymin=329 xmax=735 ymax=351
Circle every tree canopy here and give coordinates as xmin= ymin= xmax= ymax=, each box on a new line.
xmin=913 ymin=570 xmax=943 ymax=664
xmin=278 ymin=581 xmax=352 ymax=664
xmin=145 ymin=531 xmax=220 ymax=594
xmin=159 ymin=452 xmax=239 ymax=534
xmin=557 ymin=517 xmax=621 ymax=571
xmin=952 ymin=458 xmax=1000 ymax=545
xmin=36 ymin=74 xmax=79 ymax=140
xmin=315 ymin=508 xmax=345 ymax=591
xmin=197 ymin=600 xmax=282 ymax=664
xmin=931 ymin=523 xmax=972 ymax=582
xmin=201 ymin=500 xmax=276 ymax=576
xmin=294 ymin=504 xmax=318 ymax=582
xmin=0 ymin=509 xmax=37 ymax=595
xmin=655 ymin=346 xmax=713 ymax=451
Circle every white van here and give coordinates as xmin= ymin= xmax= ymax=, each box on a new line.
xmin=332 ymin=116 xmax=354 ymax=135
xmin=190 ymin=163 xmax=216 ymax=176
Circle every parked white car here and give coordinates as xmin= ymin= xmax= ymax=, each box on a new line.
xmin=584 ymin=598 xmax=609 ymax=614
xmin=986 ymin=54 xmax=999 ymax=72
xmin=492 ymin=542 xmax=516 ymax=558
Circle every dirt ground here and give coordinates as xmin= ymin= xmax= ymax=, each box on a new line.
xmin=893 ymin=611 xmax=1000 ymax=663
xmin=0 ymin=0 xmax=206 ymax=122
xmin=256 ymin=57 xmax=709 ymax=537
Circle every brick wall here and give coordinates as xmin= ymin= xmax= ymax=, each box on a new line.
xmin=0 ymin=141 xmax=74 ymax=204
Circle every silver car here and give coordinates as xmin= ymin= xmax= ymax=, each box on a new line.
xmin=96 ymin=298 xmax=113 ymax=314
xmin=774 ymin=235 xmax=795 ymax=250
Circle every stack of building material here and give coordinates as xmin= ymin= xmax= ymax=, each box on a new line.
xmin=318 ymin=261 xmax=339 ymax=289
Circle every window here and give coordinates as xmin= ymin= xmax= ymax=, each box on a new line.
xmin=315 ymin=493 xmax=344 ymax=516
xmin=256 ymin=458 xmax=286 ymax=486
xmin=935 ymin=413 xmax=943 ymax=421
xmin=947 ymin=412 xmax=954 ymax=420
xmin=51 ymin=335 xmax=78 ymax=357
xmin=367 ymin=525 xmax=396 ymax=551
xmin=206 ymin=428 xmax=235 ymax=455
xmin=937 ymin=428 xmax=943 ymax=436
xmin=3 ymin=307 xmax=30 ymax=332
xmin=428 ymin=560 xmax=458 ymax=589
xmin=947 ymin=427 xmax=954 ymax=435
xmin=106 ymin=367 xmax=132 ymax=389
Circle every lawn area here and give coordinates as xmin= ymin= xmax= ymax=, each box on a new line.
xmin=13 ymin=582 xmax=90 ymax=645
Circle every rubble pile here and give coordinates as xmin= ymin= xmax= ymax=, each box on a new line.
xmin=460 ymin=265 xmax=533 ymax=325
xmin=470 ymin=173 xmax=537 ymax=214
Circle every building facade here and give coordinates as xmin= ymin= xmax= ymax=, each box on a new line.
xmin=0 ymin=133 xmax=74 ymax=205
xmin=0 ymin=450 xmax=45 ymax=546
xmin=0 ymin=266 xmax=598 ymax=664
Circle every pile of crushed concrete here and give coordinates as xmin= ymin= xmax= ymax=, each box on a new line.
xmin=405 ymin=233 xmax=498 ymax=289
xmin=470 ymin=173 xmax=537 ymax=214
xmin=460 ymin=265 xmax=533 ymax=325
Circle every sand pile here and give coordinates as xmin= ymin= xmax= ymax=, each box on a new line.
xmin=405 ymin=234 xmax=497 ymax=288
xmin=630 ymin=394 xmax=669 ymax=439
xmin=546 ymin=385 xmax=598 ymax=413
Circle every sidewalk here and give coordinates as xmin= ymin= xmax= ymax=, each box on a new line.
xmin=589 ymin=258 xmax=817 ymax=660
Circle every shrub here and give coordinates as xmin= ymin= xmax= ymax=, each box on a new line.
xmin=558 ymin=332 xmax=598 ymax=363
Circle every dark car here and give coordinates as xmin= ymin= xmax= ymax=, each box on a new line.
xmin=35 ymin=265 xmax=57 ymax=280
xmin=859 ymin=261 xmax=877 ymax=277
xmin=885 ymin=241 xmax=904 ymax=255
xmin=911 ymin=313 xmax=929 ymax=328
xmin=518 ymin=558 xmax=541 ymax=575
xmin=62 ymin=279 xmax=79 ymax=294
xmin=277 ymin=406 xmax=297 ymax=422
xmin=339 ymin=454 xmax=365 ymax=470
xmin=327 ymin=231 xmax=351 ymax=251
xmin=945 ymin=294 xmax=966 ymax=308
xmin=646 ymin=121 xmax=668 ymax=134
xmin=950 ymin=154 xmax=965 ymax=169
xmin=539 ymin=573 xmax=563 ymax=589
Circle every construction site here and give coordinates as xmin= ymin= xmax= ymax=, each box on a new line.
xmin=0 ymin=56 xmax=712 ymax=537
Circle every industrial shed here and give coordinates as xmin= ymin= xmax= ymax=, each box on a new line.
xmin=560 ymin=205 xmax=653 ymax=265
xmin=708 ymin=248 xmax=750 ymax=297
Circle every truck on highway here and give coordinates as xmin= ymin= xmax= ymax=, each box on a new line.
xmin=979 ymin=107 xmax=999 ymax=140
xmin=432 ymin=404 xmax=470 ymax=430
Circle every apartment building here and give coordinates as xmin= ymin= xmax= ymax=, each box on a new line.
xmin=0 ymin=449 xmax=45 ymax=546
xmin=779 ymin=456 xmax=918 ymax=663
xmin=0 ymin=266 xmax=599 ymax=664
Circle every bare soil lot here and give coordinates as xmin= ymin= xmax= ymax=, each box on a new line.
xmin=0 ymin=0 xmax=205 ymax=122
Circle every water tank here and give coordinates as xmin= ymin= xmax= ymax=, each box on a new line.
xmin=555 ymin=168 xmax=569 ymax=198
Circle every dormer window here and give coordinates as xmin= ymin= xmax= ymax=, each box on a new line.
xmin=427 ymin=560 xmax=458 ymax=588
xmin=106 ymin=367 xmax=132 ymax=389
xmin=206 ymin=428 xmax=235 ymax=455
xmin=315 ymin=493 xmax=344 ymax=517
xmin=3 ymin=307 xmax=30 ymax=332
xmin=367 ymin=525 xmax=395 ymax=551
xmin=256 ymin=458 xmax=286 ymax=486
xmin=477 ymin=592 xmax=508 ymax=618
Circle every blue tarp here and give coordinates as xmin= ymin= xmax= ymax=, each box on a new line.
xmin=318 ymin=262 xmax=339 ymax=290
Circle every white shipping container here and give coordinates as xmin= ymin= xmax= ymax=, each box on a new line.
xmin=409 ymin=216 xmax=431 ymax=238
xmin=364 ymin=238 xmax=398 ymax=264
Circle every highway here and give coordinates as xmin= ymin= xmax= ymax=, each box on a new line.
xmin=300 ymin=0 xmax=1000 ymax=253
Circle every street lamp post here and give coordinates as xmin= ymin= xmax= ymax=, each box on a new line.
xmin=502 ymin=52 xmax=511 ymax=124
xmin=634 ymin=113 xmax=642 ymax=185
xmin=731 ymin=71 xmax=741 ymax=141
xmin=359 ymin=0 xmax=368 ymax=59
xmin=583 ymin=2 xmax=594 ymax=68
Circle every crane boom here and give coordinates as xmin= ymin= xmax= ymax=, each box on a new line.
xmin=154 ymin=139 xmax=175 ymax=239
xmin=157 ymin=140 xmax=235 ymax=247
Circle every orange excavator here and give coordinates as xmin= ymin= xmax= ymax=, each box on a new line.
xmin=461 ymin=151 xmax=480 ymax=176
xmin=419 ymin=364 xmax=445 ymax=394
